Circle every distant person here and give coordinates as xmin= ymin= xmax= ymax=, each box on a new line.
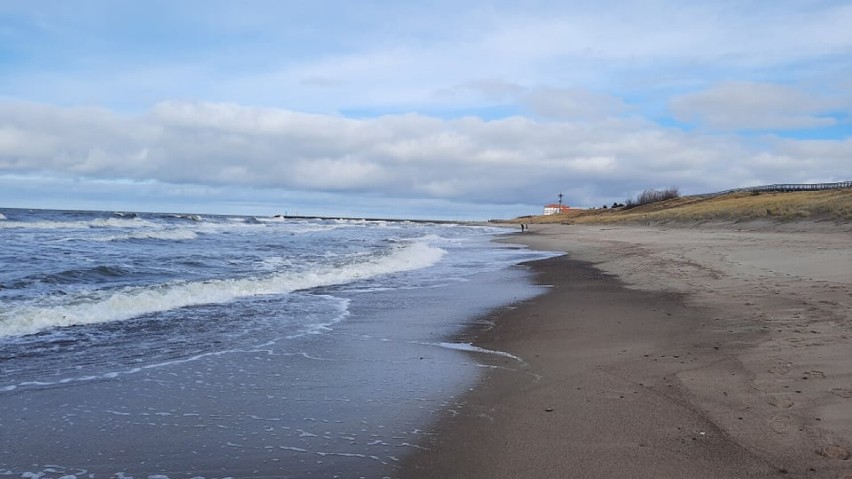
xmin=520 ymin=223 xmax=525 ymax=232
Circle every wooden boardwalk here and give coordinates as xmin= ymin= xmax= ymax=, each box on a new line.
xmin=713 ymin=180 xmax=852 ymax=196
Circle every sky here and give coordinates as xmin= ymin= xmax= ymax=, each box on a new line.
xmin=1 ymin=0 xmax=851 ymax=219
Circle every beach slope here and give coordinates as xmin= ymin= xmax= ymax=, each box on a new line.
xmin=403 ymin=224 xmax=852 ymax=478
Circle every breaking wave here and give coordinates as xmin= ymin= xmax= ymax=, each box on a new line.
xmin=96 ymin=229 xmax=199 ymax=242
xmin=0 ymin=242 xmax=446 ymax=337
xmin=0 ymin=217 xmax=159 ymax=230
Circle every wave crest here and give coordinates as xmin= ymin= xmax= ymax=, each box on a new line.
xmin=97 ymin=229 xmax=199 ymax=242
xmin=0 ymin=242 xmax=446 ymax=337
xmin=0 ymin=217 xmax=159 ymax=230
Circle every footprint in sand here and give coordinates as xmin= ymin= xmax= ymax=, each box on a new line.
xmin=768 ymin=363 xmax=792 ymax=375
xmin=768 ymin=396 xmax=795 ymax=409
xmin=769 ymin=415 xmax=791 ymax=434
xmin=817 ymin=444 xmax=851 ymax=460
xmin=831 ymin=388 xmax=852 ymax=399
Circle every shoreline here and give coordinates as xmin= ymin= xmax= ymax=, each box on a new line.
xmin=0 ymin=220 xmax=549 ymax=479
xmin=401 ymin=224 xmax=852 ymax=478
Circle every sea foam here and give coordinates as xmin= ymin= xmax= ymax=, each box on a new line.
xmin=0 ymin=217 xmax=159 ymax=230
xmin=0 ymin=242 xmax=446 ymax=337
xmin=96 ymin=229 xmax=199 ymax=242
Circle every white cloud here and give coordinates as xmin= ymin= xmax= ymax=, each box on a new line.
xmin=563 ymin=156 xmax=617 ymax=174
xmin=292 ymin=157 xmax=388 ymax=190
xmin=522 ymin=87 xmax=627 ymax=120
xmin=773 ymin=136 xmax=852 ymax=159
xmin=671 ymin=82 xmax=843 ymax=130
xmin=1 ymin=100 xmax=850 ymax=213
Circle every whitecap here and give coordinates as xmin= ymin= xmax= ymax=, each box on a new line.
xmin=0 ymin=217 xmax=159 ymax=230
xmin=0 ymin=242 xmax=446 ymax=337
xmin=96 ymin=229 xmax=198 ymax=242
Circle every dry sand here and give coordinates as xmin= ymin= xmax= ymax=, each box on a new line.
xmin=402 ymin=223 xmax=852 ymax=478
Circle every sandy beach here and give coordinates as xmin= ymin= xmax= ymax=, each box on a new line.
xmin=402 ymin=223 xmax=852 ymax=478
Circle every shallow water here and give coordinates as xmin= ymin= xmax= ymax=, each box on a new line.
xmin=0 ymin=208 xmax=552 ymax=478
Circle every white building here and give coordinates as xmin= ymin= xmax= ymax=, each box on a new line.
xmin=543 ymin=203 xmax=571 ymax=215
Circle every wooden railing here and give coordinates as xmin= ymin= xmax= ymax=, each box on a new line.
xmin=708 ymin=181 xmax=852 ymax=196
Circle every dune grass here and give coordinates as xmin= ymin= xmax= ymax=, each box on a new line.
xmin=505 ymin=189 xmax=852 ymax=225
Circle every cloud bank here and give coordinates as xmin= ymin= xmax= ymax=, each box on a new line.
xmin=2 ymin=98 xmax=850 ymax=214
xmin=671 ymin=82 xmax=845 ymax=131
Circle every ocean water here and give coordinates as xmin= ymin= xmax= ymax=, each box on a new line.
xmin=0 ymin=208 xmax=552 ymax=478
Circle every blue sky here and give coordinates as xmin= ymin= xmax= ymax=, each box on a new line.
xmin=1 ymin=1 xmax=851 ymax=219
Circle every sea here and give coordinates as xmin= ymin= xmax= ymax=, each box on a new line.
xmin=0 ymin=208 xmax=553 ymax=479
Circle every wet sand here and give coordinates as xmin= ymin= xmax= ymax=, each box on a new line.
xmin=402 ymin=223 xmax=852 ymax=478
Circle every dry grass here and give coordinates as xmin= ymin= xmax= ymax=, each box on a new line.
xmin=503 ymin=189 xmax=852 ymax=225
